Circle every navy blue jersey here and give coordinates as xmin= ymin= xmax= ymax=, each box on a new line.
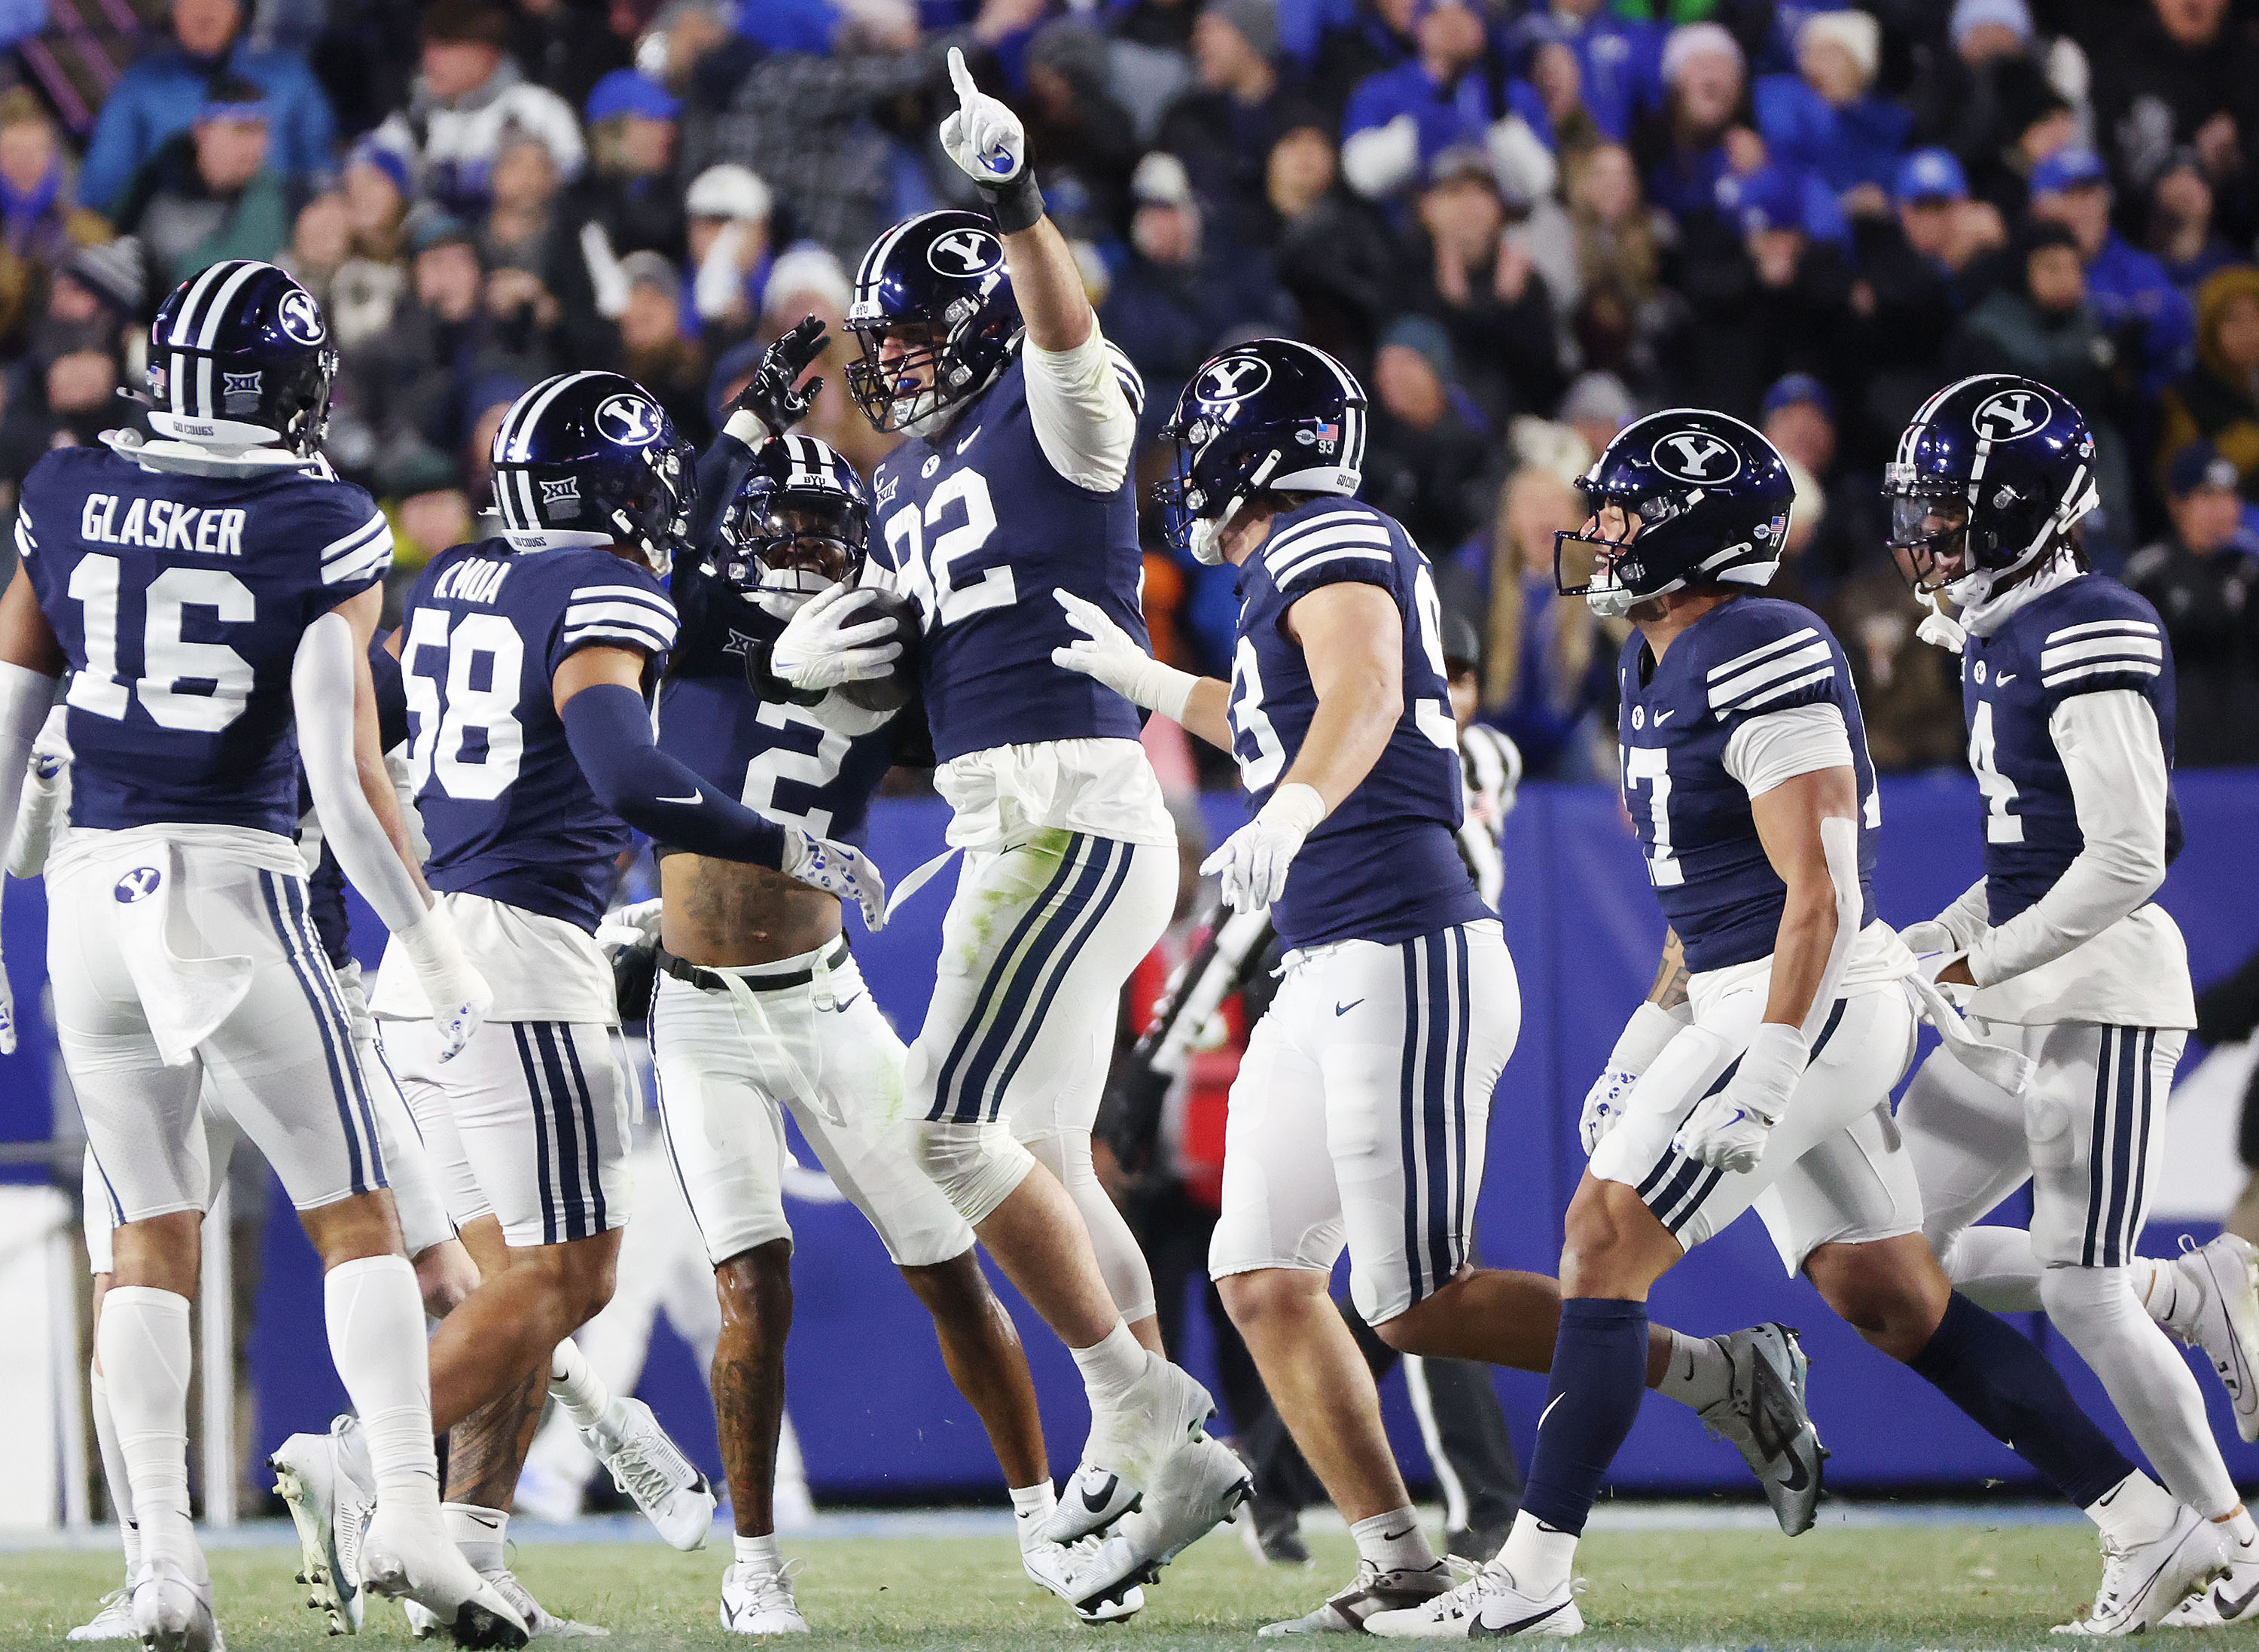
xmin=656 ymin=563 xmax=897 ymax=847
xmin=17 ymin=444 xmax=391 ymax=837
xmin=1229 ymin=498 xmax=1489 ymax=951
xmin=1616 ymin=597 xmax=1879 ymax=973
xmin=1960 ymin=575 xmax=2181 ymax=926
xmin=868 ymin=354 xmax=1148 ymax=760
xmin=399 ymin=538 xmax=678 ymax=931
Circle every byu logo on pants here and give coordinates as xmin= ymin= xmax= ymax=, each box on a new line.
xmin=114 ymin=867 xmax=162 ymax=903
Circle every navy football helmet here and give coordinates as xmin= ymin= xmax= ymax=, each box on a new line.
xmin=1556 ymin=409 xmax=1792 ymax=617
xmin=490 ymin=370 xmax=694 ymax=574
xmin=845 ymin=209 xmax=1021 ymax=437
xmin=145 ymin=260 xmax=338 ymax=455
xmin=1155 ymin=338 xmax=1366 ymax=564
xmin=717 ymin=434 xmax=873 ymax=616
xmin=1884 ymin=373 xmax=2098 ymax=605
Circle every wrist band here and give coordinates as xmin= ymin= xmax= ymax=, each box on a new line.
xmin=981 ymin=172 xmax=1046 ymax=235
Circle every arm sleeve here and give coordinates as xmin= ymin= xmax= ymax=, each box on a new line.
xmin=1023 ymin=325 xmax=1140 ymax=495
xmin=1965 ymin=689 xmax=2169 ymax=987
xmin=291 ymin=613 xmax=429 ymax=934
xmin=560 ymin=682 xmax=787 ymax=867
xmin=691 ymin=428 xmax=762 ymax=559
xmin=1721 ymin=703 xmax=1855 ymax=796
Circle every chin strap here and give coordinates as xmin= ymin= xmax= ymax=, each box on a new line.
xmin=1916 ymin=589 xmax=1968 ymax=652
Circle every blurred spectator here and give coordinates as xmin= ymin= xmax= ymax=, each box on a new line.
xmin=617 ymin=250 xmax=709 ymax=442
xmin=342 ymin=136 xmax=411 ymax=263
xmin=375 ymin=0 xmax=587 ymax=220
xmin=1158 ymin=0 xmax=1315 ymax=249
xmin=1906 ymin=0 xmax=2069 ymax=215
xmin=1557 ymin=370 xmax=1632 ymax=462
xmin=349 ymin=206 xmax=495 ymax=481
xmin=1761 ymin=371 xmax=1879 ymax=593
xmin=1754 ymin=10 xmax=1911 ymax=215
xmin=2126 ymin=440 xmax=2259 ymax=765
xmin=755 ymin=243 xmax=897 ymax=475
xmin=509 ymin=0 xmax=633 ymax=114
xmin=114 ymin=78 xmax=300 ymax=288
xmin=1636 ymin=23 xmax=1752 ymax=226
xmin=1542 ymin=142 xmax=1668 ymax=383
xmin=684 ymin=165 xmax=773 ymax=348
xmin=279 ymin=189 xmax=351 ymax=308
xmin=1668 ymin=162 xmax=1852 ymax=419
xmin=1340 ymin=0 xmax=1553 ymax=207
xmin=2148 ymin=149 xmax=2239 ymax=299
xmin=482 ymin=133 xmax=611 ymax=375
xmin=1477 ymin=463 xmax=1619 ymax=779
xmin=1407 ymin=145 xmax=1564 ymax=423
xmin=2028 ymin=145 xmax=2194 ymax=395
xmin=1829 ymin=552 xmax=1968 ymax=770
xmin=688 ymin=0 xmax=1043 ymax=272
xmin=1021 ymin=20 xmax=1142 ymax=236
xmin=1361 ymin=313 xmax=1491 ymax=555
xmin=1849 ymin=148 xmax=2004 ymax=446
xmin=1266 ymin=121 xmax=1398 ymax=362
xmin=0 ymin=90 xmax=109 ymax=355
xmin=1948 ymin=218 xmax=2137 ymax=559
xmin=388 ymin=454 xmax=477 ymax=577
xmin=1504 ymin=0 xmax=1663 ymax=145
xmin=2087 ymin=0 xmax=2259 ymax=210
xmin=77 ymin=0 xmax=337 ymax=218
xmin=2158 ymin=266 xmax=2259 ymax=495
xmin=575 ymin=69 xmax=687 ymax=262
xmin=1101 ymin=152 xmax=1297 ymax=425
xmin=31 ymin=238 xmax=144 ymax=370
xmin=1117 ymin=0 xmax=1202 ymax=54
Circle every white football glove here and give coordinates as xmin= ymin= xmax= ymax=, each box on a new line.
xmin=1898 ymin=919 xmax=1972 ymax=988
xmin=1674 ymin=1022 xmax=1806 ymax=1174
xmin=1050 ymin=589 xmax=1196 ymax=719
xmin=940 ymin=46 xmax=1027 ymax=187
xmin=782 ymin=828 xmax=888 ymax=931
xmin=771 ymin=581 xmax=903 ymax=691
xmin=595 ymin=897 xmax=663 ymax=955
xmin=1579 ymin=1001 xmax=1687 ymax=1155
xmin=1203 ymin=783 xmax=1325 ymax=913
xmin=397 ymin=903 xmax=492 ymax=1062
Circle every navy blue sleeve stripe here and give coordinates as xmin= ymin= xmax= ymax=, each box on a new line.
xmin=1276 ymin=547 xmax=1395 ymax=591
xmin=571 ymin=583 xmax=677 ymax=618
xmin=2042 ymin=658 xmax=2163 ymax=690
xmin=1265 ymin=521 xmax=1392 ymax=580
xmin=562 ymin=620 xmax=674 ymax=655
xmin=1730 ymin=663 xmax=1837 ymax=712
xmin=2040 ymin=634 xmax=2163 ymax=675
xmin=319 ymin=510 xmax=389 ymax=563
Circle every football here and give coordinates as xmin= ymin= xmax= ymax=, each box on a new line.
xmin=836 ymin=587 xmax=923 ymax=713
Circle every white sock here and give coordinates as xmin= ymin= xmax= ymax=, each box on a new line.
xmin=548 ymin=1338 xmax=611 ymax=1429
xmin=1939 ymin=1227 xmax=2047 ymax=1315
xmin=96 ymin=1288 xmax=197 ymax=1576
xmin=89 ymin=1365 xmax=142 ymax=1574
xmin=2217 ymin=1507 xmax=2258 ymax=1553
xmin=2042 ymin=1267 xmax=2240 ymax=1519
xmin=441 ymin=1502 xmax=507 ymax=1574
xmin=2130 ymin=1255 xmax=2199 ymax=1337
xmin=2087 ymin=1471 xmax=2179 ymax=1548
xmin=325 ymin=1255 xmax=441 ymax=1510
xmin=1652 ymin=1331 xmax=1732 ymax=1413
xmin=1070 ymin=1322 xmax=1146 ymax=1413
xmin=733 ymin=1532 xmax=783 ymax=1572
xmin=1497 ymin=1510 xmax=1578 ymax=1596
xmin=1351 ymin=1508 xmax=1437 ymax=1574
xmin=1010 ymin=1483 xmax=1057 ymax=1553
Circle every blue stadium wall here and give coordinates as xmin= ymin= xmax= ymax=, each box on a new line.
xmin=7 ymin=770 xmax=2259 ymax=1506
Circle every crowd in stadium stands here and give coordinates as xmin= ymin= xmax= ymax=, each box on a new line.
xmin=4 ymin=0 xmax=2259 ymax=779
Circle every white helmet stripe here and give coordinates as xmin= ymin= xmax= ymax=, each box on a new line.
xmin=194 ymin=261 xmax=264 ymax=351
xmin=501 ymin=370 xmax=605 ymax=463
xmin=166 ymin=261 xmax=237 ymax=347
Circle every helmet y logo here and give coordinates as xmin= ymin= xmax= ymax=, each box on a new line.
xmin=928 ymin=228 xmax=1002 ymax=276
xmin=1199 ymin=357 xmax=1272 ymax=403
xmin=596 ymin=394 xmax=664 ymax=446
xmin=1651 ymin=431 xmax=1739 ymax=483
xmin=1973 ymin=389 xmax=2050 ymax=440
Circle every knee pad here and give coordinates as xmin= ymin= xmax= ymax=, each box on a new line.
xmin=909 ymin=1120 xmax=1036 ymax=1225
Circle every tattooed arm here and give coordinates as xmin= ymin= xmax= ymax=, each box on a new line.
xmin=1581 ymin=928 xmax=1696 ymax=1155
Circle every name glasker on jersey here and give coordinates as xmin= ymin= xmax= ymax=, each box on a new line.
xmin=79 ymin=493 xmax=248 ymax=556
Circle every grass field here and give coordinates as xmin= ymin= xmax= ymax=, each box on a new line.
xmin=9 ymin=1516 xmax=2259 ymax=1652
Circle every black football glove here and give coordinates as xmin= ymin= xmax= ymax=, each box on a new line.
xmin=733 ymin=313 xmax=828 ymax=439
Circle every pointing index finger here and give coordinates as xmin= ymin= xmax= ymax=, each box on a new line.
xmin=947 ymin=46 xmax=977 ymax=109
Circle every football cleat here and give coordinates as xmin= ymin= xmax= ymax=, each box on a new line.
xmin=1241 ymin=1495 xmax=1313 ymax=1567
xmin=66 ymin=1583 xmax=136 ymax=1641
xmin=1039 ymin=1354 xmax=1217 ymax=1544
xmin=2054 ymin=1504 xmax=2226 ymax=1636
xmin=2160 ymin=1555 xmax=2259 ymax=1627
xmin=128 ymin=1559 xmax=223 ymax=1652
xmin=1258 ymin=1559 xmax=1454 ymax=1636
xmin=1022 ymin=1535 xmax=1146 ymax=1623
xmin=359 ymin=1510 xmax=529 ymax=1649
xmin=1109 ymin=1433 xmax=1253 ymax=1574
xmin=718 ymin=1559 xmax=809 ymax=1635
xmin=1696 ymin=1324 xmax=1825 ymax=1536
xmin=583 ymin=1397 xmax=716 ymax=1551
xmin=272 ymin=1418 xmax=369 ymax=1635
xmin=2161 ymin=1234 xmax=2259 ymax=1443
xmin=1365 ymin=1561 xmax=1584 ymax=1640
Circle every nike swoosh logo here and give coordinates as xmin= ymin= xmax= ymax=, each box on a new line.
xmin=1656 ymin=709 xmax=1676 ymax=724
xmin=2219 ymin=1580 xmax=2259 ymax=1621
xmin=1779 ymin=1452 xmax=1811 ymax=1492
xmin=659 ymin=791 xmax=703 ymax=805
xmin=1997 ymin=673 xmax=2017 ymax=684
xmin=1381 ymin=1525 xmax=1415 ymax=1541
xmin=1081 ymin=1474 xmax=1120 ymax=1513
xmin=1335 ymin=999 xmax=1364 ymax=1016
xmin=1538 ymin=1394 xmax=1564 ymax=1431
xmin=957 ymin=425 xmax=983 ymax=454
xmin=821 ymin=993 xmax=865 ymax=1014
xmin=1475 ymin=1600 xmax=1571 ymax=1637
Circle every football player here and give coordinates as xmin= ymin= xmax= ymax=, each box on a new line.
xmin=1051 ymin=342 xmax=1832 ymax=1632
xmin=0 ymin=261 xmax=524 ymax=1649
xmin=1885 ymin=374 xmax=2259 ymax=1629
xmin=352 ymin=369 xmax=883 ymax=1624
xmin=1357 ymin=409 xmax=2209 ymax=1639
xmin=768 ymin=51 xmax=1241 ymax=1562
xmin=612 ymin=331 xmax=1143 ymax=1629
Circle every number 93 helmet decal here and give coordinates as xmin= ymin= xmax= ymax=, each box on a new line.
xmin=717 ymin=434 xmax=873 ymax=617
xmin=1556 ymin=409 xmax=1793 ymax=617
xmin=490 ymin=371 xmax=695 ymax=574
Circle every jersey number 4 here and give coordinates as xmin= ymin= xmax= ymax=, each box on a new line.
xmin=65 ymin=553 xmax=256 ymax=731
xmin=402 ymin=608 xmax=526 ymax=800
xmin=1967 ymin=701 xmax=2023 ymax=843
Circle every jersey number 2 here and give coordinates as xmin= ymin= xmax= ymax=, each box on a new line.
xmin=403 ymin=609 xmax=526 ymax=801
xmin=66 ymin=553 xmax=255 ymax=732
